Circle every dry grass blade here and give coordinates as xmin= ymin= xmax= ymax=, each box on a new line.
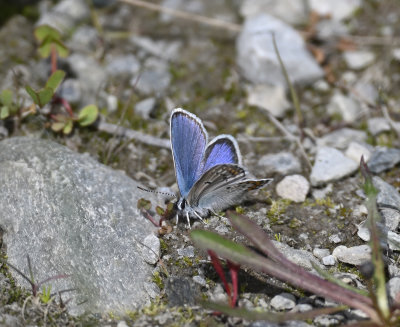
xmin=118 ymin=0 xmax=241 ymax=32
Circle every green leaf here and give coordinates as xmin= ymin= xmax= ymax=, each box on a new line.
xmin=26 ymin=85 xmax=40 ymax=105
xmin=156 ymin=206 xmax=165 ymax=216
xmin=78 ymin=104 xmax=99 ymax=126
xmin=137 ymin=198 xmax=152 ymax=211
xmin=46 ymin=70 xmax=65 ymax=92
xmin=34 ymin=25 xmax=61 ymax=43
xmin=51 ymin=121 xmax=66 ymax=132
xmin=63 ymin=120 xmax=73 ymax=134
xmin=0 ymin=106 xmax=9 ymax=119
xmin=0 ymin=89 xmax=13 ymax=106
xmin=37 ymin=87 xmax=54 ymax=107
xmin=202 ymin=301 xmax=347 ymax=323
xmin=53 ymin=38 xmax=69 ymax=58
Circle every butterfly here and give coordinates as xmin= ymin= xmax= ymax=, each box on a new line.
xmin=170 ymin=108 xmax=272 ymax=227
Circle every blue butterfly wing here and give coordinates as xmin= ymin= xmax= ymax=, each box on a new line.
xmin=170 ymin=108 xmax=207 ymax=197
xmin=201 ymin=135 xmax=242 ymax=174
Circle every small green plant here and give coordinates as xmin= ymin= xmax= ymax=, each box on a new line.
xmin=26 ymin=70 xmax=65 ymax=108
xmin=40 ymin=285 xmax=52 ymax=304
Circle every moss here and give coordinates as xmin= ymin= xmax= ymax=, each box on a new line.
xmin=267 ymin=199 xmax=292 ymax=225
xmin=141 ymin=296 xmax=166 ymax=316
xmin=182 ymin=256 xmax=193 ymax=267
xmin=152 ymin=271 xmax=164 ymax=290
xmin=289 ymin=217 xmax=302 ymax=229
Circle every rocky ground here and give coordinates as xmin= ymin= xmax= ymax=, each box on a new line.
xmin=0 ymin=0 xmax=400 ymax=326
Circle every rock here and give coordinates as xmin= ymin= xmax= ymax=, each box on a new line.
xmin=343 ymin=51 xmax=375 ymax=70
xmin=0 ymin=137 xmax=158 ymax=314
xmin=67 ymin=54 xmax=106 ymax=105
xmin=388 ymin=231 xmax=400 ymax=251
xmin=310 ymin=147 xmax=359 ymax=186
xmin=313 ymin=79 xmax=330 ymax=92
xmin=291 ymin=303 xmax=313 ymax=313
xmin=37 ymin=0 xmax=90 ymax=34
xmin=58 ymin=78 xmax=82 ymax=105
xmin=373 ymin=176 xmax=400 ymax=231
xmin=354 ymin=81 xmax=378 ymax=105
xmin=106 ymin=94 xmax=118 ymax=113
xmin=367 ymin=117 xmax=393 ymax=135
xmin=322 ymin=255 xmax=336 ymax=266
xmin=357 ymin=223 xmax=370 ymax=242
xmin=329 ymin=234 xmax=342 ymax=244
xmin=392 ymin=48 xmax=400 ymax=61
xmin=177 ymin=246 xmax=195 ymax=258
xmin=193 ymin=275 xmax=207 ymax=287
xmin=276 ymin=175 xmax=309 ymax=202
xmin=132 ymin=59 xmax=171 ymax=95
xmin=387 ymin=277 xmax=400 ymax=304
xmin=309 ymin=0 xmax=362 ymax=21
xmin=117 ymin=321 xmax=129 ymax=327
xmin=368 ymin=147 xmax=400 ymax=174
xmin=106 ymin=54 xmax=141 ymax=78
xmin=258 ymin=152 xmax=301 ymax=175
xmin=69 ymin=26 xmax=99 ymax=51
xmin=273 ymin=241 xmax=323 ymax=271
xmin=135 ymin=97 xmax=157 ymax=119
xmin=313 ymin=315 xmax=344 ymax=327
xmin=141 ymin=234 xmax=160 ymax=265
xmin=345 ymin=142 xmax=372 ymax=163
xmin=315 ymin=19 xmax=349 ymax=39
xmin=165 ymin=277 xmax=197 ymax=306
xmin=388 ymin=264 xmax=400 ymax=278
xmin=313 ymin=248 xmax=330 ymax=260
xmin=130 ymin=36 xmax=182 ymax=62
xmin=317 ymin=128 xmax=367 ymax=150
xmin=246 ymin=84 xmax=290 ymax=117
xmin=332 ymin=245 xmax=371 ymax=266
xmin=312 ymin=183 xmax=333 ymax=200
xmin=236 ymin=14 xmax=323 ymax=88
xmin=239 ymin=0 xmax=308 ymax=26
xmin=270 ymin=293 xmax=296 ymax=311
xmin=327 ymin=92 xmax=365 ymax=123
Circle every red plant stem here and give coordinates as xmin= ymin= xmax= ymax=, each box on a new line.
xmin=51 ymin=44 xmax=57 ymax=73
xmin=227 ymin=261 xmax=240 ymax=307
xmin=141 ymin=209 xmax=160 ymax=227
xmin=59 ymin=98 xmax=74 ymax=117
xmin=208 ymin=250 xmax=232 ymax=305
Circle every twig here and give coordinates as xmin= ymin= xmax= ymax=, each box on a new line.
xmin=262 ymin=109 xmax=312 ymax=171
xmin=118 ymin=0 xmax=241 ymax=32
xmin=97 ymin=120 xmax=170 ymax=149
xmin=345 ymin=35 xmax=400 ymax=47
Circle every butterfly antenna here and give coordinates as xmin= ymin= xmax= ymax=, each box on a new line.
xmin=137 ymin=186 xmax=176 ymax=198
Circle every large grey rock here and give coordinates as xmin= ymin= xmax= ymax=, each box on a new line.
xmin=327 ymin=92 xmax=366 ymax=123
xmin=236 ymin=14 xmax=324 ymax=88
xmin=276 ymin=174 xmax=309 ymax=203
xmin=0 ymin=137 xmax=159 ymax=315
xmin=240 ymin=0 xmax=308 ymax=26
xmin=310 ymin=147 xmax=358 ymax=186
xmin=332 ymin=245 xmax=371 ymax=266
xmin=368 ymin=147 xmax=400 ymax=174
xmin=258 ymin=152 xmax=301 ymax=175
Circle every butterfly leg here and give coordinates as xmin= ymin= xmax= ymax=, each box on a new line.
xmin=186 ymin=212 xmax=191 ymax=229
xmin=193 ymin=211 xmax=205 ymax=223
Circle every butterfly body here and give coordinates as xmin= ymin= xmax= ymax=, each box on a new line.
xmin=170 ymin=108 xmax=272 ymax=226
